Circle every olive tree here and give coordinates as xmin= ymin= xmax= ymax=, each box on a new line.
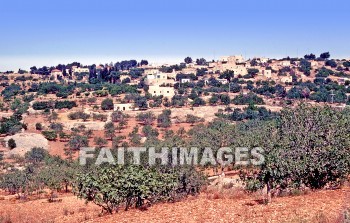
xmin=241 ymin=104 xmax=350 ymax=202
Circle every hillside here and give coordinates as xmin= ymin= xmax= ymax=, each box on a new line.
xmin=0 ymin=187 xmax=348 ymax=223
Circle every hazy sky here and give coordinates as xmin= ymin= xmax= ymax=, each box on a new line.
xmin=1 ymin=0 xmax=349 ymax=71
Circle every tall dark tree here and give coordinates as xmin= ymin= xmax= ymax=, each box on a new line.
xmin=304 ymin=54 xmax=316 ymax=60
xmin=299 ymin=59 xmax=312 ymax=76
xmin=195 ymin=58 xmax=207 ymax=65
xmin=320 ymin=52 xmax=330 ymax=60
xmin=140 ymin=60 xmax=148 ymax=66
xmin=184 ymin=57 xmax=193 ymax=64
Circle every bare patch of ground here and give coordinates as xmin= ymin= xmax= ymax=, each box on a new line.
xmin=4 ymin=133 xmax=49 ymax=157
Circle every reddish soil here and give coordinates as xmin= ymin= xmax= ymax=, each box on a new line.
xmin=20 ymin=110 xmax=197 ymax=157
xmin=0 ymin=187 xmax=348 ymax=223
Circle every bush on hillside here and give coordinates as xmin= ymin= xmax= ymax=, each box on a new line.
xmin=74 ymin=165 xmax=205 ymax=213
xmin=8 ymin=138 xmax=16 ymax=149
xmin=240 ymin=104 xmax=350 ymax=202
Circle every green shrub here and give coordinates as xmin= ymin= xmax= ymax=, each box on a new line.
xmin=68 ymin=111 xmax=90 ymax=121
xmin=8 ymin=138 xmax=16 ymax=149
xmin=240 ymin=104 xmax=350 ymax=202
xmin=232 ymin=93 xmax=264 ymax=105
xmin=74 ymin=165 xmax=205 ymax=213
xmin=101 ymin=98 xmax=114 ymax=110
xmin=32 ymin=101 xmax=50 ymax=110
xmin=24 ymin=147 xmax=49 ymax=164
xmin=42 ymin=130 xmax=57 ymax=141
xmin=35 ymin=123 xmax=43 ymax=131
xmin=55 ymin=100 xmax=77 ymax=109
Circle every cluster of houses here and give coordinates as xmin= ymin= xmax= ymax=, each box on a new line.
xmin=50 ymin=66 xmax=90 ymax=82
xmin=32 ymin=55 xmax=328 ymax=90
xmin=3 ymin=55 xmax=349 ymax=111
xmin=144 ymin=69 xmax=175 ymax=98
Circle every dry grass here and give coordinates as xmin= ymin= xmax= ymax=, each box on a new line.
xmin=205 ymin=187 xmax=247 ymax=200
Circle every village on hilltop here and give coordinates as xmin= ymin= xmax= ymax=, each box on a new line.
xmin=0 ymin=53 xmax=349 ymax=222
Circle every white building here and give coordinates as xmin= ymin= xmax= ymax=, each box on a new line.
xmin=145 ymin=72 xmax=174 ymax=86
xmin=217 ymin=78 xmax=228 ymax=84
xmin=280 ymin=60 xmax=291 ymax=67
xmin=72 ymin=67 xmax=90 ymax=73
xmin=148 ymin=85 xmax=175 ymax=98
xmin=114 ymin=103 xmax=134 ymax=111
xmin=180 ymin=78 xmax=191 ymax=83
xmin=261 ymin=69 xmax=272 ymax=78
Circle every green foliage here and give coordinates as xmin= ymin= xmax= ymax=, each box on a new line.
xmin=54 ymin=100 xmax=77 ymax=109
xmin=0 ymin=169 xmax=29 ymax=195
xmin=241 ymin=104 xmax=350 ymax=198
xmin=218 ymin=105 xmax=279 ymax=121
xmin=0 ymin=155 xmax=79 ymax=195
xmin=1 ymin=84 xmax=22 ymax=100
xmin=42 ymin=130 xmax=57 ymax=141
xmin=10 ymin=98 xmax=29 ymax=114
xmin=159 ymin=64 xmax=186 ymax=73
xmin=35 ymin=82 xmax=74 ymax=97
xmin=25 ymin=147 xmax=49 ymax=164
xmin=219 ymin=94 xmax=231 ymax=105
xmin=253 ymin=82 xmax=277 ymax=97
xmin=66 ymin=134 xmax=88 ymax=151
xmin=343 ymin=61 xmax=350 ymax=68
xmin=74 ymin=165 xmax=205 ymax=213
xmin=192 ymin=97 xmax=206 ymax=106
xmin=196 ymin=68 xmax=207 ymax=76
xmin=23 ymin=94 xmax=35 ymax=102
xmin=299 ymin=59 xmax=311 ymax=76
xmin=104 ymin=122 xmax=116 ymax=140
xmin=111 ymin=111 xmax=128 ymax=123
xmin=219 ymin=70 xmax=235 ymax=81
xmin=87 ymin=97 xmax=97 ymax=104
xmin=184 ymin=56 xmax=193 ymax=64
xmin=157 ymin=109 xmax=171 ymax=128
xmin=136 ymin=112 xmax=155 ymax=125
xmin=129 ymin=126 xmax=142 ymax=146
xmin=33 ymin=100 xmax=75 ymax=111
xmin=107 ymin=84 xmax=138 ymax=96
xmin=8 ymin=138 xmax=16 ymax=149
xmin=286 ymin=87 xmax=304 ymax=99
xmin=209 ymin=94 xmax=220 ymax=105
xmin=35 ymin=123 xmax=43 ymax=131
xmin=94 ymin=137 xmax=108 ymax=148
xmin=185 ymin=114 xmax=204 ymax=125
xmin=134 ymin=95 xmax=148 ymax=109
xmin=229 ymin=83 xmax=242 ymax=93
xmin=68 ymin=111 xmax=90 ymax=121
xmin=101 ymin=98 xmax=114 ymax=110
xmin=92 ymin=113 xmax=107 ymax=121
xmin=232 ymin=93 xmax=264 ymax=105
xmin=142 ymin=125 xmax=159 ymax=138
xmin=49 ymin=122 xmax=64 ymax=132
xmin=304 ymin=53 xmax=316 ymax=60
xmin=316 ymin=67 xmax=334 ymax=78
xmin=32 ymin=101 xmax=51 ymax=110
xmin=0 ymin=115 xmax=23 ymax=135
xmin=247 ymin=68 xmax=259 ymax=76
xmin=325 ymin=59 xmax=337 ymax=68
xmin=171 ymin=95 xmax=187 ymax=107
xmin=320 ymin=52 xmax=330 ymax=60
